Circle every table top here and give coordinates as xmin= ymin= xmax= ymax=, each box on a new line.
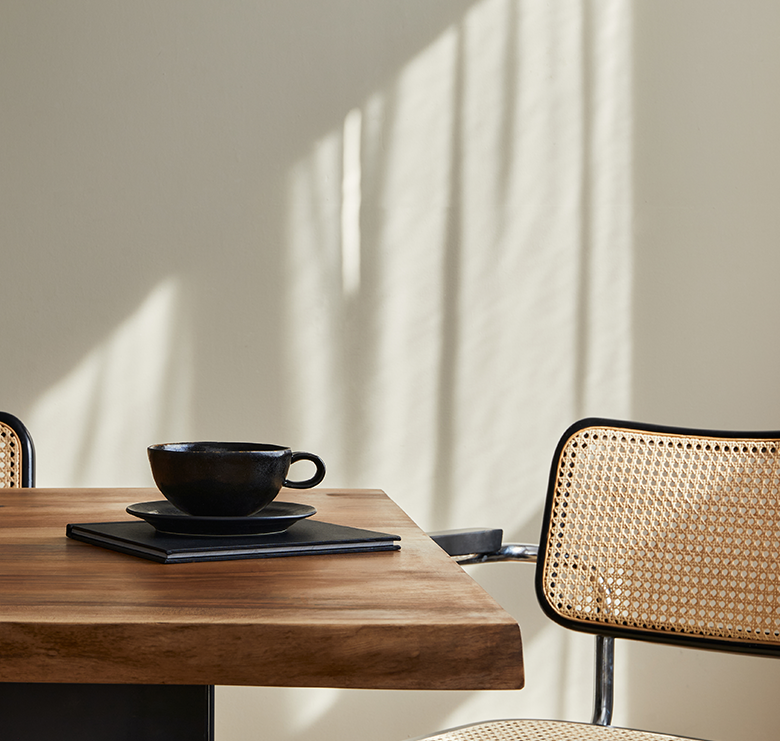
xmin=0 ymin=487 xmax=524 ymax=690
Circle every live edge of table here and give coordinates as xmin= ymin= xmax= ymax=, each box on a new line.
xmin=0 ymin=487 xmax=524 ymax=691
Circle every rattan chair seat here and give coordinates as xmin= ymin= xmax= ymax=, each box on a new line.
xmin=419 ymin=719 xmax=699 ymax=741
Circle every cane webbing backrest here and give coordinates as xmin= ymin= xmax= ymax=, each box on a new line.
xmin=0 ymin=418 xmax=22 ymax=488
xmin=536 ymin=418 xmax=780 ymax=655
xmin=421 ymin=719 xmax=693 ymax=741
xmin=0 ymin=412 xmax=34 ymax=488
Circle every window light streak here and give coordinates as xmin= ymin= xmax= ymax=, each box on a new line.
xmin=280 ymin=0 xmax=633 ymax=737
xmin=341 ymin=107 xmax=363 ymax=297
xmin=28 ymin=277 xmax=193 ymax=486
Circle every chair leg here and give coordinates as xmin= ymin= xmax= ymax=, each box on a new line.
xmin=591 ymin=635 xmax=614 ymax=726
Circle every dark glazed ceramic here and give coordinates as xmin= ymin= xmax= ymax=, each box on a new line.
xmin=147 ymin=442 xmax=326 ymax=517
xmin=126 ymin=500 xmax=317 ymax=536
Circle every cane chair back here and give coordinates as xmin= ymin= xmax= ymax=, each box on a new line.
xmin=419 ymin=418 xmax=780 ymax=741
xmin=538 ymin=418 xmax=780 ymax=656
xmin=0 ymin=411 xmax=34 ymax=488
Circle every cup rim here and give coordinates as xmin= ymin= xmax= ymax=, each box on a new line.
xmin=148 ymin=442 xmax=290 ymax=454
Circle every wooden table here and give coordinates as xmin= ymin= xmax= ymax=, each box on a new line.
xmin=0 ymin=487 xmax=524 ymax=738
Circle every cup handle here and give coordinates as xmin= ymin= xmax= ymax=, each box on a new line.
xmin=283 ymin=451 xmax=326 ymax=489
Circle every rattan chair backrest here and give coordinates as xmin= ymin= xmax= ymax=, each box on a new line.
xmin=536 ymin=418 xmax=780 ymax=657
xmin=0 ymin=419 xmax=23 ymax=487
xmin=0 ymin=412 xmax=34 ymax=488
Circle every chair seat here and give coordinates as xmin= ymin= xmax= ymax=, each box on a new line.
xmin=419 ymin=719 xmax=701 ymax=741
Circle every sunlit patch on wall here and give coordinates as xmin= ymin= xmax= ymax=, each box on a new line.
xmin=341 ymin=107 xmax=363 ymax=298
xmin=283 ymin=0 xmax=632 ymax=534
xmin=278 ymin=0 xmax=633 ymax=733
xmin=28 ymin=277 xmax=194 ymax=486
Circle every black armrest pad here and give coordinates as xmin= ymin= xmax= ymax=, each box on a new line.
xmin=427 ymin=528 xmax=504 ymax=557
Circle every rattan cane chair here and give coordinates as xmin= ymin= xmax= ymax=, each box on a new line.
xmin=424 ymin=417 xmax=780 ymax=741
xmin=0 ymin=411 xmax=35 ymax=488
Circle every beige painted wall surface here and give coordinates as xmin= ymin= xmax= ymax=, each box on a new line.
xmin=629 ymin=2 xmax=780 ymax=739
xmin=1 ymin=1 xmax=779 ymax=739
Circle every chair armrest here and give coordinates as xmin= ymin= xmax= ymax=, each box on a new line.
xmin=455 ymin=542 xmax=538 ymax=565
xmin=428 ymin=528 xmax=504 ymax=557
xmin=428 ymin=528 xmax=538 ymax=564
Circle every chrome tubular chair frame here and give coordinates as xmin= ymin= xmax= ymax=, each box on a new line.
xmin=433 ymin=537 xmax=615 ymax=726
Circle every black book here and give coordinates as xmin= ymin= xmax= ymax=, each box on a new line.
xmin=66 ymin=519 xmax=401 ymax=564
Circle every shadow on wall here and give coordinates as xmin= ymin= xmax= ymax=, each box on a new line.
xmin=276 ymin=0 xmax=632 ymax=736
xmin=2 ymin=0 xmax=476 ymax=448
xmin=282 ymin=0 xmax=632 ymax=531
xmin=3 ymin=0 xmax=633 ymax=523
xmin=27 ymin=277 xmax=194 ymax=486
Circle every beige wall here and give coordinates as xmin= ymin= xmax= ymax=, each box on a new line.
xmin=1 ymin=1 xmax=779 ymax=739
xmin=629 ymin=2 xmax=780 ymax=739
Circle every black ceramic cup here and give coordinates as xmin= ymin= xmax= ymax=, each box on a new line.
xmin=147 ymin=442 xmax=326 ymax=517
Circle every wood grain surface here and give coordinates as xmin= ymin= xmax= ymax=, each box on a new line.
xmin=0 ymin=488 xmax=524 ymax=690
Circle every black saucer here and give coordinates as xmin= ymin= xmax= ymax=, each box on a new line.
xmin=126 ymin=501 xmax=317 ymax=537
